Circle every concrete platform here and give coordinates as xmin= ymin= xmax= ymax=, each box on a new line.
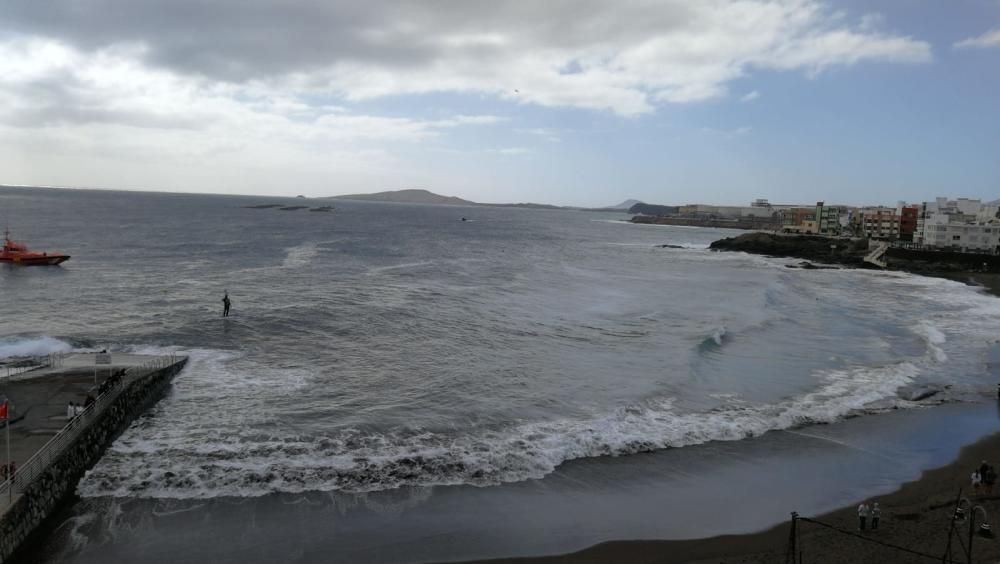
xmin=0 ymin=354 xmax=168 ymax=502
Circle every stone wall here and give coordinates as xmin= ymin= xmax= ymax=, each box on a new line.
xmin=0 ymin=358 xmax=187 ymax=563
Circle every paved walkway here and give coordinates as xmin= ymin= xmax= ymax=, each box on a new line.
xmin=0 ymin=353 xmax=171 ymax=508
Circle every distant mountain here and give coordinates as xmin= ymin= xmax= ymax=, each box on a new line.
xmin=329 ymin=189 xmax=474 ymax=205
xmin=629 ymin=203 xmax=679 ymax=216
xmin=479 ymin=202 xmax=567 ymax=210
xmin=608 ymin=199 xmax=643 ymax=209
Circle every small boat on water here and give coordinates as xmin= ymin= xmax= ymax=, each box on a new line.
xmin=1 ymin=229 xmax=70 ymax=265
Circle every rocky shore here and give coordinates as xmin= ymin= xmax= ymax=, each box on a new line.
xmin=709 ymin=233 xmax=1000 ymax=291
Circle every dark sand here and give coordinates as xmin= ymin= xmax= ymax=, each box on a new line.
xmin=469 ymin=276 xmax=1000 ymax=564
xmin=469 ymin=430 xmax=1000 ymax=563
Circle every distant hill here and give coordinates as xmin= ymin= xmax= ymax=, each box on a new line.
xmin=608 ymin=199 xmax=643 ymax=209
xmin=329 ymin=189 xmax=474 ymax=205
xmin=629 ymin=203 xmax=679 ymax=216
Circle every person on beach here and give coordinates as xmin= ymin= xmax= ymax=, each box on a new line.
xmin=987 ymin=466 xmax=997 ymax=495
xmin=222 ymin=292 xmax=231 ymax=317
xmin=66 ymin=401 xmax=76 ymax=420
xmin=972 ymin=469 xmax=982 ymax=495
xmin=871 ymin=502 xmax=881 ymax=530
xmin=858 ymin=502 xmax=870 ymax=531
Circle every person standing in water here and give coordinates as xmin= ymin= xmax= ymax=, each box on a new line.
xmin=222 ymin=292 xmax=231 ymax=317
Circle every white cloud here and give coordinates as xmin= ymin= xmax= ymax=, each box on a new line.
xmin=516 ymin=128 xmax=562 ymax=142
xmin=954 ymin=29 xmax=1000 ymax=50
xmin=0 ymin=1 xmax=934 ymax=195
xmin=1 ymin=1 xmax=932 ymax=118
xmin=495 ymin=147 xmax=531 ymax=155
xmin=0 ymin=37 xmax=507 ymax=194
xmin=740 ymin=90 xmax=761 ymax=102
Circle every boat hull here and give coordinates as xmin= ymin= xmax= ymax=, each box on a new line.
xmin=0 ymin=255 xmax=70 ymax=266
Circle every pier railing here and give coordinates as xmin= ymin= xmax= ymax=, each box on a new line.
xmin=0 ymin=354 xmax=183 ymax=506
xmin=0 ymin=353 xmax=65 ymax=380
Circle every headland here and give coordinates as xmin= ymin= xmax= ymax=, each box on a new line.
xmin=710 ymin=232 xmax=1000 ymax=296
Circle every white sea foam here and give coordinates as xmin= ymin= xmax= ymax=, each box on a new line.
xmin=281 ymin=242 xmax=319 ymax=269
xmin=711 ymin=326 xmax=727 ymax=346
xmin=77 ymin=357 xmax=919 ymax=499
xmin=0 ymin=336 xmax=73 ymax=358
xmin=366 ymin=261 xmax=436 ymax=275
xmin=915 ymin=321 xmax=949 ymax=363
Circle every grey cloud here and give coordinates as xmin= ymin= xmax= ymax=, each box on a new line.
xmin=1 ymin=0 xmax=694 ymax=81
xmin=1 ymin=1 xmax=932 ymax=116
xmin=1 ymin=72 xmax=207 ymax=129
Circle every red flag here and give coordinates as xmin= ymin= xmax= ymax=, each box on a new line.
xmin=0 ymin=401 xmax=7 ymax=420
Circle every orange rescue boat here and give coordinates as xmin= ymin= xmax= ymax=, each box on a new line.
xmin=1 ymin=229 xmax=70 ymax=266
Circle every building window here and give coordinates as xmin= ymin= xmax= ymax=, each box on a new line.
xmin=953 ymin=235 xmax=962 ymax=241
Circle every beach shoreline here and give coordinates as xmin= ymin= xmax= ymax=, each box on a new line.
xmin=463 ymin=258 xmax=1000 ymax=564
xmin=467 ymin=429 xmax=1000 ymax=563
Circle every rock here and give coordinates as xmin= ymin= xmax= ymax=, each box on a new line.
xmin=897 ymin=385 xmax=942 ymax=402
xmin=786 ymin=261 xmax=838 ymax=270
xmin=710 ymin=233 xmax=868 ymax=267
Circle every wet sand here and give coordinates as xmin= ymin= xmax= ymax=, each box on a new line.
xmin=471 ymin=425 xmax=1000 ymax=564
xmin=465 ymin=271 xmax=1000 ymax=564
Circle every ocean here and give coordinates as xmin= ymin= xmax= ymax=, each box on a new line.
xmin=3 ymin=186 xmax=1000 ymax=563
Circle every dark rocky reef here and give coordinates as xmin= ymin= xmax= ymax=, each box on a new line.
xmin=710 ymin=233 xmax=1000 ymax=284
xmin=709 ymin=233 xmax=869 ymax=266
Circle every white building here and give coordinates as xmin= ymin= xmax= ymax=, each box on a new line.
xmin=915 ymin=197 xmax=999 ymax=252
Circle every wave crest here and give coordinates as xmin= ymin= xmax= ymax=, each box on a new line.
xmin=78 ymin=360 xmax=918 ymax=499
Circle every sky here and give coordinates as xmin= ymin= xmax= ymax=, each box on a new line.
xmin=1 ymin=0 xmax=998 ymax=207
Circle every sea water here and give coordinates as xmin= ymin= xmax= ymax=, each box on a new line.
xmin=3 ymin=186 xmax=1000 ymax=562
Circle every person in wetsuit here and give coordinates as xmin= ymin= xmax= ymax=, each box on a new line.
xmin=222 ymin=292 xmax=231 ymax=317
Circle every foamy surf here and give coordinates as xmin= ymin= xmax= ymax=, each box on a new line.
xmin=0 ymin=336 xmax=74 ymax=358
xmin=77 ymin=357 xmax=922 ymax=500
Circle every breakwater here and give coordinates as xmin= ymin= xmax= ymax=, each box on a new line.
xmin=0 ymin=356 xmax=187 ymax=563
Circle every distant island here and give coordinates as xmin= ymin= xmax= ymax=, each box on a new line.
xmin=326 ymin=189 xmax=634 ymax=212
xmin=328 ymin=189 xmax=474 ymax=206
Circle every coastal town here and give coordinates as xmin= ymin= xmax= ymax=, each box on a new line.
xmin=632 ymin=196 xmax=1000 ymax=255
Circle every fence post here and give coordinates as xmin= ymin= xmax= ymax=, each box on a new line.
xmin=785 ymin=512 xmax=799 ymax=564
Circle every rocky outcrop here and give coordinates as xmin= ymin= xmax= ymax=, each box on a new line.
xmin=709 ymin=233 xmax=869 ymax=266
xmin=629 ymin=203 xmax=679 ymax=216
xmin=710 ymin=233 xmax=1000 ymax=277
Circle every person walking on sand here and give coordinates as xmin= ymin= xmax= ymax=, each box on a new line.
xmin=973 ymin=468 xmax=983 ymax=495
xmin=222 ymin=292 xmax=231 ymax=318
xmin=871 ymin=502 xmax=881 ymax=530
xmin=66 ymin=401 xmax=76 ymax=420
xmin=858 ymin=502 xmax=870 ymax=531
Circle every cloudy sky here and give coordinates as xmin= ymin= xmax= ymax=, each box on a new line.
xmin=1 ymin=0 xmax=998 ymax=206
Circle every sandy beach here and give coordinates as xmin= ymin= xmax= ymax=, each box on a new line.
xmin=466 ymin=276 xmax=1000 ymax=564
xmin=468 ymin=428 xmax=1000 ymax=563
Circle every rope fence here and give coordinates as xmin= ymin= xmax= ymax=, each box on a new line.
xmin=786 ymin=490 xmax=987 ymax=564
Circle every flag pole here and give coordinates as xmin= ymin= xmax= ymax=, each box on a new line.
xmin=5 ymin=401 xmax=10 ymax=502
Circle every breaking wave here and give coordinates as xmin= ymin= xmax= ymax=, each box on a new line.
xmin=0 ymin=336 xmax=74 ymax=359
xmin=280 ymin=242 xmax=319 ymax=269
xmin=78 ymin=359 xmax=919 ymax=499
xmin=914 ymin=321 xmax=948 ymax=363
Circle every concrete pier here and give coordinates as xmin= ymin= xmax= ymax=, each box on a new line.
xmin=0 ymin=352 xmax=188 ymax=563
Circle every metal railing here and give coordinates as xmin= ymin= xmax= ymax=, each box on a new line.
xmin=1 ymin=353 xmax=65 ymax=380
xmin=0 ymin=354 xmax=184 ymax=507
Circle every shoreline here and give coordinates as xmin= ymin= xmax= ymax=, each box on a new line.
xmin=707 ymin=232 xmax=1000 ymax=299
xmin=465 ymin=244 xmax=1000 ymax=564
xmin=468 ymin=429 xmax=1000 ymax=563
